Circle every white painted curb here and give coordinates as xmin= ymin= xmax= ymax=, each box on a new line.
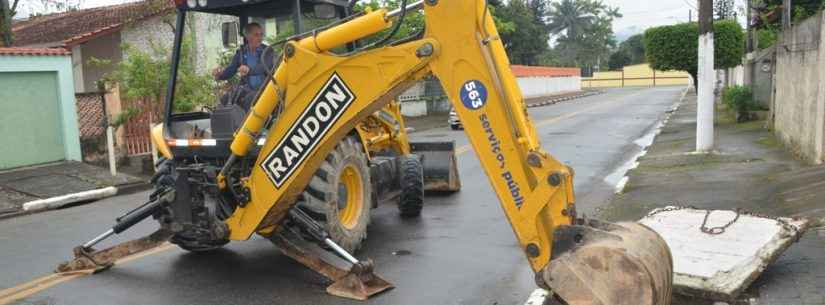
xmin=610 ymin=87 xmax=690 ymax=193
xmin=22 ymin=186 xmax=119 ymax=212
xmin=524 ymin=289 xmax=549 ymax=305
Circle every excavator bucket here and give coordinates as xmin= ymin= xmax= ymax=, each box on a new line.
xmin=544 ymin=219 xmax=673 ymax=305
xmin=410 ymin=141 xmax=461 ymax=192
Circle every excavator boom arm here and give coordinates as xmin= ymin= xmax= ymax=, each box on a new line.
xmin=223 ymin=1 xmax=672 ymax=303
xmin=226 ymin=0 xmax=571 ymax=274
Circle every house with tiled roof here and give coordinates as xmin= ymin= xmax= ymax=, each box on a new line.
xmin=11 ymin=0 xmax=240 ymax=94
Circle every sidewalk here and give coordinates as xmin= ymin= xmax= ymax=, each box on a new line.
xmin=0 ymin=161 xmax=145 ymax=216
xmin=601 ymin=90 xmax=825 ymax=305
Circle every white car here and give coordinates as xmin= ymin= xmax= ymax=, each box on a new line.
xmin=448 ymin=107 xmax=462 ymax=130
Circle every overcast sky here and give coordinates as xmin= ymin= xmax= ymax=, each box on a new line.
xmin=19 ymin=0 xmax=745 ymax=37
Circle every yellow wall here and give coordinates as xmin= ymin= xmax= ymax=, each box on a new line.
xmin=581 ymin=63 xmax=690 ymax=88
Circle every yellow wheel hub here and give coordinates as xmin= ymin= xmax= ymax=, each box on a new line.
xmin=337 ymin=164 xmax=364 ymax=230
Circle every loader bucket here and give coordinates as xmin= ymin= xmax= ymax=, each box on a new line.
xmin=410 ymin=141 xmax=461 ymax=192
xmin=544 ymin=219 xmax=673 ymax=305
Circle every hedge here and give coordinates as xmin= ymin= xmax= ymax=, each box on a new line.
xmin=643 ymin=20 xmax=745 ymax=85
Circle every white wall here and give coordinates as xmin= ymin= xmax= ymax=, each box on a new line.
xmin=71 ymin=45 xmax=84 ymax=93
xmin=727 ymin=65 xmax=745 ymax=87
xmin=79 ymin=31 xmax=121 ymax=92
xmin=516 ymin=76 xmax=581 ymax=99
xmin=401 ymin=100 xmax=428 ymax=117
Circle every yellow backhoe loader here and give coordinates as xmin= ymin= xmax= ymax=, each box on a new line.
xmin=59 ymin=0 xmax=673 ymax=304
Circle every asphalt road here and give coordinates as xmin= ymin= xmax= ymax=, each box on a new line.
xmin=0 ymin=86 xmax=684 ymax=305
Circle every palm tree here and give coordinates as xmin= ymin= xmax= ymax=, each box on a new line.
xmin=546 ymin=0 xmax=597 ymax=39
xmin=546 ymin=0 xmax=620 ymax=39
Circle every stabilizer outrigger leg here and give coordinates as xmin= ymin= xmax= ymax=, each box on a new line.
xmin=269 ymin=208 xmax=393 ymax=300
xmin=56 ymin=188 xmax=176 ymax=274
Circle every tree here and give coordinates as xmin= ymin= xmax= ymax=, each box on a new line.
xmin=607 ymin=49 xmax=630 ymax=71
xmin=618 ymin=34 xmax=645 ymax=64
xmin=92 ymin=15 xmax=218 ymax=119
xmin=607 ymin=49 xmax=630 ymax=70
xmin=496 ymin=0 xmax=550 ymax=65
xmin=643 ymin=20 xmax=745 ymax=87
xmin=546 ymin=0 xmax=597 ymax=39
xmin=354 ymin=0 xmax=425 ymax=44
xmin=0 ymin=0 xmax=19 ymax=46
xmin=2 ymin=0 xmax=83 ymax=46
xmin=546 ymin=0 xmax=620 ymax=71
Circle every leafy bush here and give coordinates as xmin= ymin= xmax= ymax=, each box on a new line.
xmin=722 ymin=85 xmax=760 ymax=113
xmin=756 ymin=26 xmax=779 ymax=50
xmin=644 ymin=20 xmax=745 ymax=87
xmin=92 ymin=25 xmax=218 ymax=118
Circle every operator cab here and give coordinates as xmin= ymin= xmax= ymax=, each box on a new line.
xmin=162 ymin=0 xmax=350 ymax=159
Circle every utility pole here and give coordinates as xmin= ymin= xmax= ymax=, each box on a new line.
xmin=697 ymin=0 xmax=715 ymax=152
xmin=782 ymin=0 xmax=792 ymax=29
xmin=0 ymin=0 xmax=12 ymax=47
xmin=689 ymin=9 xmax=693 ymax=22
xmin=744 ymin=0 xmax=754 ymax=86
xmin=746 ymin=0 xmax=753 ymax=52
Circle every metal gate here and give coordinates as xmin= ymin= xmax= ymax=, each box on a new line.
xmin=123 ymin=98 xmax=159 ymax=156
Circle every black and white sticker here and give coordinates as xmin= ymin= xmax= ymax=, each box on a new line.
xmin=261 ymin=72 xmax=356 ymax=188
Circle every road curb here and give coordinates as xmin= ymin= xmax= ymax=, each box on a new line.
xmin=0 ymin=181 xmax=150 ymax=220
xmin=612 ymin=87 xmax=690 ymax=194
xmin=525 ymin=90 xmax=604 ymax=108
xmin=22 ymin=187 xmax=118 ymax=212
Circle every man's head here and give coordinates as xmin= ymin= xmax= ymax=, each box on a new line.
xmin=244 ymin=22 xmax=264 ymax=47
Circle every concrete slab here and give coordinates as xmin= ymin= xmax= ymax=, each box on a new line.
xmin=639 ymin=207 xmax=808 ymax=301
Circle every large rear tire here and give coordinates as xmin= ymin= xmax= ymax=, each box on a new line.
xmin=398 ymin=155 xmax=424 ymax=217
xmin=299 ymin=136 xmax=372 ymax=253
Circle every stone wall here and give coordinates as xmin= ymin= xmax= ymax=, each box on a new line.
xmin=121 ymin=15 xmax=175 ymax=58
xmin=751 ymin=47 xmax=776 ymax=110
xmin=773 ymin=12 xmax=825 ymax=164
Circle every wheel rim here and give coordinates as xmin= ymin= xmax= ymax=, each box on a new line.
xmin=337 ymin=164 xmax=364 ymax=230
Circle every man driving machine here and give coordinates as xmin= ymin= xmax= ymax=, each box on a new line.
xmin=212 ymin=22 xmax=275 ymax=111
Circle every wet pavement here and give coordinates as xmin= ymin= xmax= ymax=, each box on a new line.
xmin=0 ymin=87 xmax=685 ymax=305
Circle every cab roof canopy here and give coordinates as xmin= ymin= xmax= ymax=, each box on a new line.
xmin=176 ymin=0 xmax=350 ymax=18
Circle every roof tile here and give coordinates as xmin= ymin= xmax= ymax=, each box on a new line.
xmin=0 ymin=47 xmax=71 ymax=56
xmin=11 ymin=0 xmax=174 ymax=47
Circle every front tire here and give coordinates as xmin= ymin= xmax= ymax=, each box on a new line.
xmin=398 ymin=155 xmax=424 ymax=217
xmin=299 ymin=136 xmax=372 ymax=253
